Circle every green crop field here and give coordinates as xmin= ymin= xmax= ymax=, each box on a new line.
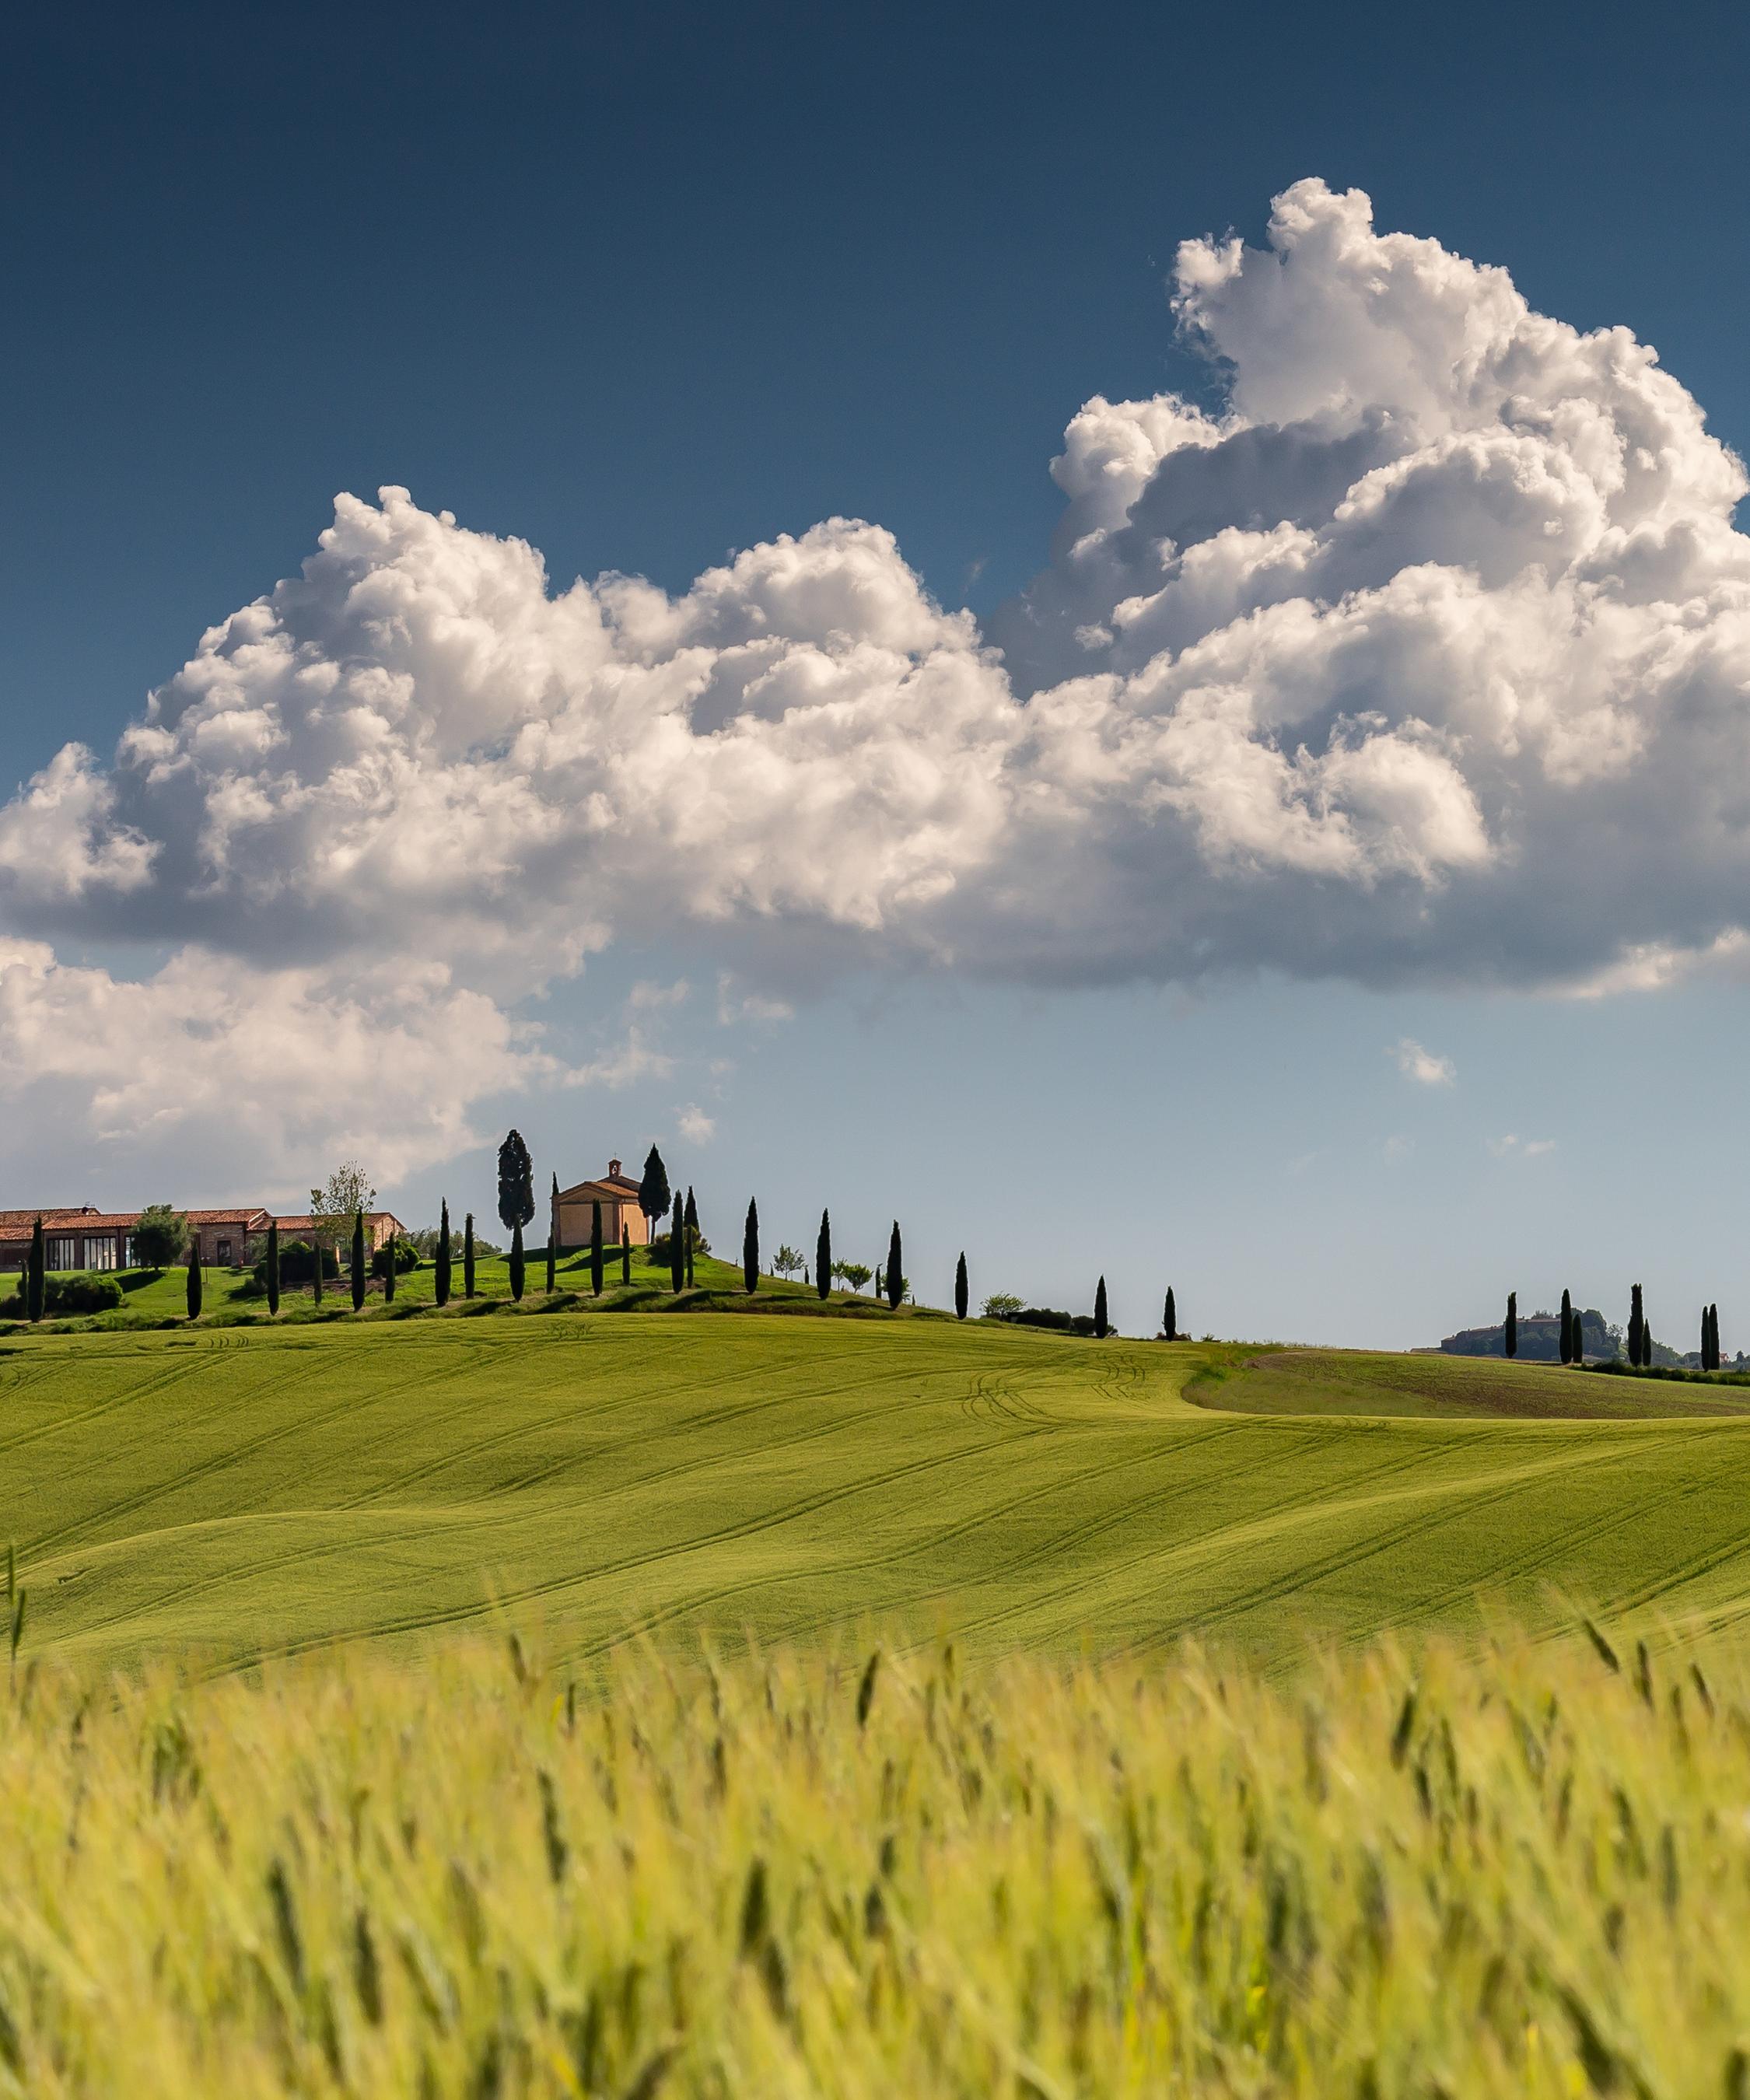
xmin=7 ymin=1309 xmax=1750 ymax=1671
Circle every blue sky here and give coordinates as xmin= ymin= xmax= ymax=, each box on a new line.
xmin=6 ymin=0 xmax=1750 ymax=1347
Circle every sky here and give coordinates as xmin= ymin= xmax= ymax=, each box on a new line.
xmin=6 ymin=0 xmax=1750 ymax=1348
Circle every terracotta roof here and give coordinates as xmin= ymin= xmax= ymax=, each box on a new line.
xmin=271 ymin=1212 xmax=404 ymax=1232
xmin=183 ymin=1209 xmax=272 ymax=1227
xmin=557 ymin=1177 xmax=641 ymax=1199
xmin=0 ymin=1207 xmax=103 ymax=1230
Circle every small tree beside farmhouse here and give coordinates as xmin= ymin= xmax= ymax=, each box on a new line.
xmin=133 ymin=1205 xmax=190 ymax=1270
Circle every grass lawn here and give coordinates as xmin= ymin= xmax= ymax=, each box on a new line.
xmin=5 ymin=1316 xmax=1750 ymax=1671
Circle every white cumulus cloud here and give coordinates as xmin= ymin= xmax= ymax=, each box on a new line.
xmin=8 ymin=177 xmax=1750 ymax=1178
xmin=1389 ymin=1037 xmax=1456 ymax=1086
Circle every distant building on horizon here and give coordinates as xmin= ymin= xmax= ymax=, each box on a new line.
xmin=551 ymin=1160 xmax=652 ymax=1251
xmin=1440 ymin=1309 xmax=1615 ymax=1363
xmin=0 ymin=1203 xmax=403 ymax=1274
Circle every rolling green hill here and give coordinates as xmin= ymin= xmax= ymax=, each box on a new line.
xmin=7 ymin=1316 xmax=1750 ymax=1671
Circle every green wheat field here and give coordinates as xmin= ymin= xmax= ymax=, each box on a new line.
xmin=8 ymin=1306 xmax=1750 ymax=2094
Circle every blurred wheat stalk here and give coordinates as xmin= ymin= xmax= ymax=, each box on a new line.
xmin=0 ymin=1616 xmax=1741 ymax=2097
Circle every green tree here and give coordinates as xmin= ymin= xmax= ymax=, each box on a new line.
xmin=132 ymin=1204 xmax=189 ymax=1269
xmin=509 ymin=1222 xmax=525 ymax=1303
xmin=546 ymin=1174 xmax=558 ymax=1293
xmin=265 ymin=1219 xmax=280 ymax=1316
xmin=743 ymin=1199 xmax=759 ymax=1295
xmin=186 ymin=1237 xmax=203 ymax=1321
xmin=670 ymin=1196 xmax=685 ymax=1293
xmin=1094 ymin=1275 xmax=1109 ymax=1339
xmin=1504 ymin=1290 xmax=1517 ymax=1359
xmin=464 ymin=1214 xmax=476 ymax=1300
xmin=26 ymin=1218 xmax=44 ymax=1324
xmin=310 ymin=1162 xmax=374 ymax=1276
xmin=837 ymin=1260 xmax=872 ymax=1295
xmin=639 ymin=1146 xmax=671 ymax=1244
xmin=350 ymin=1210 xmax=366 ymax=1313
xmin=884 ymin=1223 xmax=902 ymax=1311
xmin=815 ymin=1210 xmax=831 ymax=1300
xmin=435 ymin=1201 xmax=452 ymax=1309
xmin=621 ymin=1222 xmax=632 ymax=1286
xmin=1629 ymin=1283 xmax=1644 ymax=1368
xmin=590 ymin=1200 xmax=604 ymax=1297
xmin=497 ymin=1130 xmax=534 ymax=1236
xmin=1559 ymin=1286 xmax=1573 ymax=1364
xmin=954 ymin=1251 xmax=968 ymax=1321
xmin=684 ymin=1188 xmax=698 ymax=1288
xmin=1164 ymin=1287 xmax=1178 ymax=1341
xmin=382 ymin=1224 xmax=396 ymax=1307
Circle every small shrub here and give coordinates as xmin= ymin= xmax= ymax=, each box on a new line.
xmin=2 ymin=1272 xmax=123 ymax=1317
xmin=369 ymin=1237 xmax=422 ymax=1280
xmin=258 ymin=1240 xmax=339 ymax=1287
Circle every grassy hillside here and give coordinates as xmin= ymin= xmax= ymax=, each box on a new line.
xmin=1194 ymin=1344 xmax=1750 ymax=1419
xmin=7 ymin=1319 xmax=1750 ymax=1671
xmin=2 ymin=1621 xmax=1744 ymax=2098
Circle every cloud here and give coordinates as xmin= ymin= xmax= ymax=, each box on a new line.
xmin=1488 ymin=1134 xmax=1556 ymax=1159
xmin=8 ymin=177 xmax=1750 ymax=1174
xmin=677 ymin=1104 xmax=716 ymax=1145
xmin=0 ymin=940 xmax=547 ymax=1195
xmin=1388 ymin=1037 xmax=1455 ymax=1087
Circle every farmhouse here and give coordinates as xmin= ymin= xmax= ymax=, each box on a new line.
xmin=0 ymin=1204 xmax=404 ymax=1273
xmin=271 ymin=1212 xmax=404 ymax=1253
xmin=551 ymin=1159 xmax=652 ymax=1251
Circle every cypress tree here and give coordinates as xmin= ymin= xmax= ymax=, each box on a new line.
xmin=26 ymin=1217 xmax=44 ymax=1325
xmin=1629 ymin=1283 xmax=1643 ymax=1368
xmin=815 ymin=1209 xmax=831 ymax=1300
xmin=1164 ymin=1288 xmax=1178 ymax=1341
xmin=1559 ymin=1286 xmax=1573 ymax=1364
xmin=621 ymin=1223 xmax=631 ymax=1286
xmin=669 ymin=1195 xmax=685 ymax=1294
xmin=639 ymin=1146 xmax=671 ymax=1244
xmin=464 ymin=1213 xmax=476 ymax=1300
xmin=496 ymin=1129 xmax=534 ymax=1237
xmin=744 ymin=1199 xmax=759 ymax=1295
xmin=1504 ymin=1290 xmax=1517 ymax=1359
xmin=187 ymin=1237 xmax=203 ymax=1321
xmin=884 ymin=1222 xmax=902 ymax=1311
xmin=954 ymin=1251 xmax=968 ymax=1321
xmin=351 ymin=1209 xmax=366 ymax=1313
xmin=684 ymin=1187 xmax=698 ymax=1288
xmin=312 ymin=1230 xmax=324 ymax=1305
xmin=1714 ymin=1304 xmax=1723 ymax=1370
xmin=383 ymin=1229 xmax=397 ymax=1307
xmin=1701 ymin=1302 xmax=1713 ymax=1371
xmin=1094 ymin=1275 xmax=1110 ymax=1339
xmin=590 ymin=1200 xmax=604 ymax=1297
xmin=509 ymin=1222 xmax=525 ymax=1303
xmin=266 ymin=1218 xmax=281 ymax=1317
xmin=546 ymin=1174 xmax=558 ymax=1293
xmin=435 ymin=1200 xmax=452 ymax=1309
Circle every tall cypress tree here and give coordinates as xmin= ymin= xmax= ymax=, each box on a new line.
xmin=639 ymin=1146 xmax=671 ymax=1244
xmin=1094 ymin=1275 xmax=1110 ymax=1339
xmin=684 ymin=1187 xmax=698 ymax=1288
xmin=187 ymin=1237 xmax=204 ymax=1321
xmin=266 ymin=1218 xmax=281 ymax=1317
xmin=1504 ymin=1290 xmax=1517 ymax=1359
xmin=1701 ymin=1302 xmax=1713 ymax=1371
xmin=435 ymin=1200 xmax=452 ymax=1309
xmin=383 ymin=1227 xmax=397 ymax=1307
xmin=1164 ymin=1287 xmax=1178 ymax=1342
xmin=509 ymin=1222 xmax=526 ymax=1303
xmin=669 ymin=1195 xmax=685 ymax=1293
xmin=26 ymin=1216 xmax=44 ymax=1325
xmin=1714 ymin=1304 xmax=1723 ymax=1370
xmin=351 ymin=1209 xmax=366 ymax=1312
xmin=1629 ymin=1283 xmax=1644 ymax=1368
xmin=1559 ymin=1286 xmax=1573 ymax=1364
xmin=546 ymin=1174 xmax=558 ymax=1293
xmin=312 ymin=1229 xmax=324 ymax=1305
xmin=464 ymin=1213 xmax=476 ymax=1300
xmin=815 ymin=1209 xmax=831 ymax=1300
xmin=885 ymin=1223 xmax=902 ymax=1311
xmin=954 ymin=1252 xmax=968 ymax=1321
xmin=496 ymin=1129 xmax=534 ymax=1237
xmin=743 ymin=1199 xmax=759 ymax=1295
xmin=621 ymin=1222 xmax=632 ymax=1286
xmin=590 ymin=1199 xmax=604 ymax=1297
